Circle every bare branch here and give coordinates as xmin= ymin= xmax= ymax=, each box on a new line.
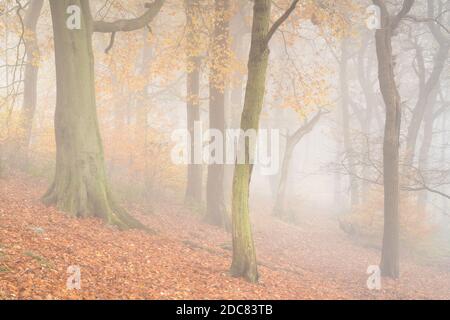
xmin=264 ymin=0 xmax=299 ymax=47
xmin=93 ymin=0 xmax=164 ymax=33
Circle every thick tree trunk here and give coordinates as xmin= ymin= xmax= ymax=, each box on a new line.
xmin=185 ymin=0 xmax=203 ymax=204
xmin=231 ymin=0 xmax=271 ymax=283
xmin=21 ymin=0 xmax=44 ymax=151
xmin=206 ymin=0 xmax=231 ymax=229
xmin=43 ymin=0 xmax=144 ymax=230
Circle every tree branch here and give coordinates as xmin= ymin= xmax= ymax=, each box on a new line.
xmin=93 ymin=0 xmax=164 ymax=33
xmin=264 ymin=0 xmax=299 ymax=47
xmin=391 ymin=0 xmax=415 ymax=30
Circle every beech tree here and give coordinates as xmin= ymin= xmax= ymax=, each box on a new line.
xmin=20 ymin=0 xmax=44 ymax=152
xmin=205 ymin=0 xmax=231 ymax=229
xmin=184 ymin=0 xmax=203 ymax=205
xmin=273 ymin=110 xmax=323 ymax=219
xmin=43 ymin=0 xmax=164 ymax=229
xmin=404 ymin=0 xmax=449 ymax=168
xmin=373 ymin=0 xmax=415 ymax=278
xmin=231 ymin=0 xmax=299 ymax=283
xmin=339 ymin=38 xmax=360 ymax=207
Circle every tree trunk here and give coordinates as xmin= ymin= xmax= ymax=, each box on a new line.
xmin=21 ymin=0 xmax=44 ymax=152
xmin=273 ymin=112 xmax=322 ymax=219
xmin=417 ymin=86 xmax=439 ymax=206
xmin=206 ymin=0 xmax=231 ymax=229
xmin=43 ymin=0 xmax=144 ymax=230
xmin=356 ymin=33 xmax=377 ymax=198
xmin=273 ymin=140 xmax=294 ymax=219
xmin=404 ymin=44 xmax=449 ymax=166
xmin=185 ymin=0 xmax=203 ymax=204
xmin=231 ymin=0 xmax=272 ymax=283
xmin=373 ymin=0 xmax=414 ymax=278
xmin=340 ymin=38 xmax=359 ymax=207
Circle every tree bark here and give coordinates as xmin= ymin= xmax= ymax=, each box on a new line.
xmin=230 ymin=0 xmax=272 ymax=283
xmin=356 ymin=33 xmax=377 ymax=198
xmin=184 ymin=0 xmax=203 ymax=204
xmin=230 ymin=0 xmax=298 ymax=282
xmin=206 ymin=0 xmax=231 ymax=229
xmin=340 ymin=38 xmax=359 ymax=207
xmin=273 ymin=112 xmax=322 ymax=219
xmin=21 ymin=0 xmax=44 ymax=151
xmin=417 ymin=86 xmax=439 ymax=206
xmin=373 ymin=0 xmax=414 ymax=278
xmin=43 ymin=0 xmax=148 ymax=230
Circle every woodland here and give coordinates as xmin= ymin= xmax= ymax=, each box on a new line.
xmin=0 ymin=0 xmax=450 ymax=299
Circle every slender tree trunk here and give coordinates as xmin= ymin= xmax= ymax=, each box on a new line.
xmin=43 ymin=0 xmax=144 ymax=230
xmin=417 ymin=86 xmax=439 ymax=206
xmin=273 ymin=140 xmax=294 ymax=219
xmin=231 ymin=0 xmax=272 ymax=283
xmin=206 ymin=0 xmax=230 ymax=229
xmin=21 ymin=0 xmax=44 ymax=152
xmin=356 ymin=33 xmax=377 ymax=198
xmin=340 ymin=38 xmax=359 ymax=207
xmin=273 ymin=112 xmax=322 ymax=219
xmin=136 ymin=30 xmax=153 ymax=199
xmin=377 ymin=31 xmax=401 ymax=279
xmin=185 ymin=0 xmax=203 ymax=204
xmin=373 ymin=0 xmax=415 ymax=278
xmin=404 ymin=44 xmax=449 ymax=166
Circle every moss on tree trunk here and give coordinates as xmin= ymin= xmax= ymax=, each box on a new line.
xmin=43 ymin=0 xmax=144 ymax=230
xmin=230 ymin=0 xmax=271 ymax=283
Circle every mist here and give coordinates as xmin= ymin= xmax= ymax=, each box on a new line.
xmin=0 ymin=0 xmax=449 ymax=300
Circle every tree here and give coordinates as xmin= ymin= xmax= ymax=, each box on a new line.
xmin=21 ymin=0 xmax=44 ymax=153
xmin=404 ymin=0 xmax=449 ymax=167
xmin=184 ymin=0 xmax=203 ymax=205
xmin=373 ymin=0 xmax=415 ymax=278
xmin=206 ymin=0 xmax=231 ymax=229
xmin=339 ymin=38 xmax=360 ymax=207
xmin=273 ymin=111 xmax=323 ymax=219
xmin=231 ymin=0 xmax=299 ymax=283
xmin=43 ymin=0 xmax=164 ymax=229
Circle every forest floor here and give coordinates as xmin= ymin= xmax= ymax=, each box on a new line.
xmin=1 ymin=172 xmax=450 ymax=300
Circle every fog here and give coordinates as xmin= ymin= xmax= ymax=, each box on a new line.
xmin=0 ymin=0 xmax=449 ymax=300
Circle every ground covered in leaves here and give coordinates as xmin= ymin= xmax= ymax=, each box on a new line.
xmin=1 ymin=173 xmax=450 ymax=299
